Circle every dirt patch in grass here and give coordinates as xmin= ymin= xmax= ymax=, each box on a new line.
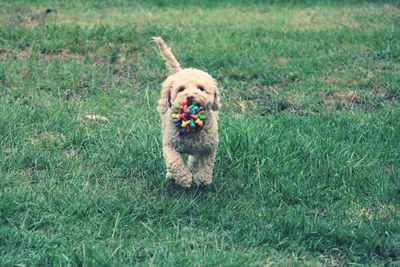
xmin=0 ymin=48 xmax=138 ymax=69
xmin=346 ymin=204 xmax=397 ymax=225
xmin=0 ymin=48 xmax=84 ymax=62
xmin=63 ymin=147 xmax=79 ymax=159
xmin=42 ymin=49 xmax=84 ymax=62
xmin=321 ymin=76 xmax=357 ymax=87
xmin=374 ymin=86 xmax=399 ymax=102
xmin=373 ymin=87 xmax=385 ymax=97
xmin=228 ymin=84 xmax=307 ymax=116
xmin=275 ymin=57 xmax=289 ymax=66
xmin=320 ymin=91 xmax=359 ymax=105
xmin=112 ymin=70 xmax=134 ymax=83
xmin=0 ymin=51 xmax=7 ymax=60
xmin=319 ymin=86 xmax=399 ymax=112
xmin=0 ymin=48 xmax=33 ymax=60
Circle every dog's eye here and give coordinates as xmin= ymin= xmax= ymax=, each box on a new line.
xmin=177 ymin=86 xmax=185 ymax=93
xmin=197 ymin=85 xmax=205 ymax=92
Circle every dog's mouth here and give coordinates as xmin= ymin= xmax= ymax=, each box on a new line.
xmin=179 ymin=96 xmax=202 ymax=107
xmin=177 ymin=95 xmax=207 ymax=107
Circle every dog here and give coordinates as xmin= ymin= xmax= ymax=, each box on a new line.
xmin=153 ymin=37 xmax=220 ymax=187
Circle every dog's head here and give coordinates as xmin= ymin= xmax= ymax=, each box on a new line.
xmin=158 ymin=68 xmax=221 ymax=114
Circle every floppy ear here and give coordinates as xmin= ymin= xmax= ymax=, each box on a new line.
xmin=212 ymin=91 xmax=221 ymax=111
xmin=157 ymin=77 xmax=174 ymax=114
xmin=212 ymin=81 xmax=221 ymax=111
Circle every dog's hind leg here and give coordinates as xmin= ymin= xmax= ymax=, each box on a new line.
xmin=163 ymin=146 xmax=192 ymax=187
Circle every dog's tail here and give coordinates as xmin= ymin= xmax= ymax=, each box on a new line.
xmin=153 ymin=37 xmax=182 ymax=75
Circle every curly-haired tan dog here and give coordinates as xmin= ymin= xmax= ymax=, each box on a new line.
xmin=154 ymin=37 xmax=220 ymax=187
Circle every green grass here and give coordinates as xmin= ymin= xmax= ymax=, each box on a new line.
xmin=0 ymin=0 xmax=399 ymax=266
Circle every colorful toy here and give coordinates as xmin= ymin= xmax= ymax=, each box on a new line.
xmin=171 ymin=96 xmax=206 ymax=135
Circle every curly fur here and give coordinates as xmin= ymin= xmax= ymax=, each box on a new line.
xmin=154 ymin=37 xmax=221 ymax=187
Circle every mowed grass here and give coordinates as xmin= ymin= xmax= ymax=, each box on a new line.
xmin=0 ymin=0 xmax=399 ymax=265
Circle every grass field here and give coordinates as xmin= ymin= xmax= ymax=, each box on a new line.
xmin=0 ymin=0 xmax=399 ymax=266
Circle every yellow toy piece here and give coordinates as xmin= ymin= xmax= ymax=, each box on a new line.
xmin=171 ymin=114 xmax=180 ymax=119
xmin=181 ymin=120 xmax=190 ymax=127
xmin=195 ymin=119 xmax=204 ymax=127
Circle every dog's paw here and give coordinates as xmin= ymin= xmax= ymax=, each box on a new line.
xmin=193 ymin=174 xmax=212 ymax=186
xmin=166 ymin=170 xmax=193 ymax=188
xmin=177 ymin=170 xmax=193 ymax=188
xmin=166 ymin=171 xmax=173 ymax=181
xmin=178 ymin=179 xmax=192 ymax=188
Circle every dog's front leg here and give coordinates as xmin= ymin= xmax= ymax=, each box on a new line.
xmin=188 ymin=150 xmax=216 ymax=186
xmin=163 ymin=146 xmax=192 ymax=187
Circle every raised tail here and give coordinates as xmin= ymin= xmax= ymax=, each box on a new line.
xmin=153 ymin=37 xmax=182 ymax=74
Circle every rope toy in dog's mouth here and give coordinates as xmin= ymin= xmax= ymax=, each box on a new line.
xmin=171 ymin=96 xmax=206 ymax=135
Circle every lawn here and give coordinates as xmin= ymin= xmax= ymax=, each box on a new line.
xmin=0 ymin=0 xmax=399 ymax=265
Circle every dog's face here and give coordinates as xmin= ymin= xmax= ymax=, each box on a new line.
xmin=158 ymin=68 xmax=221 ymax=114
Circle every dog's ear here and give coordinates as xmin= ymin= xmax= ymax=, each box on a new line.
xmin=157 ymin=76 xmax=174 ymax=114
xmin=212 ymin=80 xmax=221 ymax=111
xmin=212 ymin=91 xmax=221 ymax=111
